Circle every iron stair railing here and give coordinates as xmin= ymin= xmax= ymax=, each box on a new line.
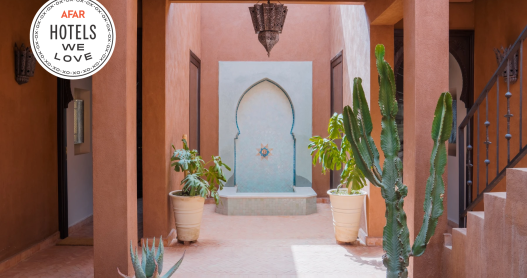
xmin=458 ymin=25 xmax=527 ymax=228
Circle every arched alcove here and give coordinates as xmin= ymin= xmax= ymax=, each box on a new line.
xmin=234 ymin=79 xmax=295 ymax=192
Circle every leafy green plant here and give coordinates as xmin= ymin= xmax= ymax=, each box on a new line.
xmin=309 ymin=113 xmax=366 ymax=195
xmin=118 ymin=237 xmax=184 ymax=278
xmin=342 ymin=44 xmax=453 ymax=277
xmin=171 ymin=138 xmax=231 ymax=204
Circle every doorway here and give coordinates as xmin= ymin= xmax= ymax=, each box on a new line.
xmin=330 ymin=51 xmax=343 ymax=189
xmin=394 ymin=29 xmax=474 ymax=226
xmin=57 ymin=77 xmax=95 ymax=244
xmin=189 ymin=51 xmax=201 ymax=152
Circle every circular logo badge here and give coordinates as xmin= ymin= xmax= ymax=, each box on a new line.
xmin=30 ymin=0 xmax=115 ymax=79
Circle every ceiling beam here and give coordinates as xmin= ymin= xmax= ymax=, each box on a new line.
xmin=169 ymin=0 xmax=470 ymax=4
xmin=169 ymin=0 xmax=365 ymax=4
xmin=366 ymin=0 xmax=402 ymax=26
xmin=367 ymin=0 xmax=472 ymax=26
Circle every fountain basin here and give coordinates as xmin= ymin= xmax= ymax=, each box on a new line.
xmin=215 ymin=186 xmax=317 ymax=216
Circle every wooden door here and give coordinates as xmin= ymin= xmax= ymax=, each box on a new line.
xmin=330 ymin=52 xmax=343 ymax=189
xmin=189 ymin=51 xmax=201 ymax=152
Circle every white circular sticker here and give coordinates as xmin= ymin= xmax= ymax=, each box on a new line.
xmin=30 ymin=0 xmax=115 ymax=79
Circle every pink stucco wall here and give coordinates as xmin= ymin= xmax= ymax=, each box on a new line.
xmin=330 ymin=5 xmax=371 ymax=108
xmin=166 ymin=3 xmax=202 ymax=232
xmin=330 ymin=5 xmax=377 ymax=241
xmin=142 ymin=2 xmax=201 ymax=239
xmin=200 ymin=3 xmax=331 ymax=196
xmin=166 ymin=2 xmax=202 ymax=192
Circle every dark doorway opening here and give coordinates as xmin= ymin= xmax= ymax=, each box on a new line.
xmin=394 ymin=29 xmax=474 ymax=226
xmin=137 ymin=25 xmax=144 ymax=239
xmin=57 ymin=78 xmax=70 ymax=239
xmin=330 ymin=51 xmax=343 ymax=189
xmin=394 ymin=29 xmax=475 ymax=162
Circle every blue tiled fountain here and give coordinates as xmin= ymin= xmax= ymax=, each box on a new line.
xmin=216 ymin=66 xmax=317 ymax=215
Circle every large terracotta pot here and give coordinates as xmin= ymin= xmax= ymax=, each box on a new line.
xmin=328 ymin=189 xmax=366 ymax=243
xmin=169 ymin=190 xmax=205 ymax=242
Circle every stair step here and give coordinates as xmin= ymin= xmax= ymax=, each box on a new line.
xmin=467 ymin=212 xmax=485 ymax=278
xmin=484 ymin=192 xmax=508 ymax=277
xmin=451 ymin=228 xmax=467 ymax=278
xmin=506 ymin=168 xmax=527 ymax=202
xmin=442 ymin=233 xmax=453 ymax=277
xmin=443 ymin=233 xmax=452 ymax=247
xmin=505 ymin=168 xmax=527 ymax=277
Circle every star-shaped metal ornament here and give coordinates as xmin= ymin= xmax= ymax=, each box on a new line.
xmin=256 ymin=143 xmax=273 ymax=160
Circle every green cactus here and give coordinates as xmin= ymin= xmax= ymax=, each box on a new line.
xmin=117 ymin=237 xmax=185 ymax=278
xmin=342 ymin=44 xmax=453 ymax=277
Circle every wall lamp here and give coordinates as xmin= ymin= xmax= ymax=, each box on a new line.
xmin=14 ymin=43 xmax=36 ymax=85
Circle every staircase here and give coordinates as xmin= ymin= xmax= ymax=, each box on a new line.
xmin=443 ymin=168 xmax=527 ymax=277
xmin=458 ymin=25 xmax=527 ymax=227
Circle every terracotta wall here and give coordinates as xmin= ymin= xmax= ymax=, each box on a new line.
xmin=166 ymin=3 xmax=201 ymax=192
xmin=0 ymin=0 xmax=58 ymax=263
xmin=329 ymin=5 xmax=371 ymax=108
xmin=143 ymin=2 xmax=202 ymax=239
xmin=200 ymin=3 xmax=331 ymax=196
xmin=449 ymin=2 xmax=474 ymax=30
xmin=368 ymin=26 xmax=394 ymax=241
xmin=330 ymin=5 xmax=384 ymax=241
xmin=472 ymin=0 xmax=527 ymax=209
xmin=329 ymin=5 xmax=370 ymax=108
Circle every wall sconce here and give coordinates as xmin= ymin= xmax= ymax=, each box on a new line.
xmin=494 ymin=46 xmax=519 ymax=84
xmin=14 ymin=43 xmax=36 ymax=85
xmin=74 ymin=99 xmax=84 ymax=144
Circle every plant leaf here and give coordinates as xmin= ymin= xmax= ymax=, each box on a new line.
xmin=161 ymin=251 xmax=185 ymax=278
xmin=412 ymin=92 xmax=452 ymax=257
xmin=156 ymin=237 xmax=164 ymax=274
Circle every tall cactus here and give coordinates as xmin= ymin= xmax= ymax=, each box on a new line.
xmin=342 ymin=44 xmax=453 ymax=277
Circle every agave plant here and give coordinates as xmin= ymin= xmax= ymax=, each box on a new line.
xmin=171 ymin=138 xmax=231 ymax=204
xmin=117 ymin=237 xmax=184 ymax=278
xmin=309 ymin=113 xmax=366 ymax=194
xmin=342 ymin=44 xmax=453 ymax=277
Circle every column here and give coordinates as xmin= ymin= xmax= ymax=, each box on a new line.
xmin=403 ymin=0 xmax=449 ymax=277
xmin=142 ymin=0 xmax=172 ymax=240
xmin=92 ymin=0 xmax=137 ymax=276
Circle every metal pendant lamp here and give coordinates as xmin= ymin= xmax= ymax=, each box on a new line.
xmin=249 ymin=0 xmax=288 ymax=57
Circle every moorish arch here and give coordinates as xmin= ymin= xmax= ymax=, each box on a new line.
xmin=234 ymin=78 xmax=296 ymax=192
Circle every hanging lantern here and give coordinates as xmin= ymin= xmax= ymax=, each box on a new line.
xmin=249 ymin=1 xmax=288 ymax=57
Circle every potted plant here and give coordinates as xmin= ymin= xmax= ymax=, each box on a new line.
xmin=169 ymin=135 xmax=231 ymax=244
xmin=309 ymin=113 xmax=367 ymax=244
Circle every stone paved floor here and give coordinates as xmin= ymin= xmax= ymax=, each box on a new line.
xmin=0 ymin=204 xmax=385 ymax=277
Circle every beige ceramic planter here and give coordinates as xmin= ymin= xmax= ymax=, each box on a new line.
xmin=169 ymin=190 xmax=205 ymax=242
xmin=328 ymin=189 xmax=366 ymax=243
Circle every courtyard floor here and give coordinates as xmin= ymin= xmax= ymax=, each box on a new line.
xmin=0 ymin=204 xmax=385 ymax=277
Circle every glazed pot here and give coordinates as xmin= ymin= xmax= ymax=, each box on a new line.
xmin=327 ymin=189 xmax=366 ymax=243
xmin=169 ymin=190 xmax=205 ymax=242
